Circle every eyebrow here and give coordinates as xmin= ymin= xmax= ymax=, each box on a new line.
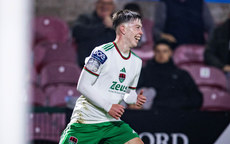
xmin=135 ymin=24 xmax=142 ymax=27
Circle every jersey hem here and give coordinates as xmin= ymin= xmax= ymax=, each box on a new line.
xmin=70 ymin=119 xmax=122 ymax=124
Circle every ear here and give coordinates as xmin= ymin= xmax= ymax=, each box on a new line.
xmin=119 ymin=24 xmax=126 ymax=35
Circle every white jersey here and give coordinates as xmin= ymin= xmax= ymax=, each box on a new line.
xmin=70 ymin=42 xmax=142 ymax=124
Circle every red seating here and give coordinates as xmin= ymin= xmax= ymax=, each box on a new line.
xmin=33 ymin=41 xmax=76 ymax=73
xmin=34 ymin=16 xmax=70 ymax=45
xmin=200 ymin=86 xmax=230 ymax=111
xmin=40 ymin=63 xmax=81 ymax=88
xmin=132 ymin=49 xmax=154 ymax=66
xmin=30 ymin=113 xmax=65 ymax=142
xmin=31 ymin=85 xmax=46 ymax=106
xmin=180 ymin=64 xmax=227 ymax=90
xmin=45 ymin=85 xmax=81 ymax=107
xmin=173 ymin=44 xmax=205 ymax=66
xmin=31 ymin=67 xmax=39 ymax=84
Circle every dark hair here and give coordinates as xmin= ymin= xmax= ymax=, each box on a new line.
xmin=154 ymin=39 xmax=173 ymax=50
xmin=124 ymin=3 xmax=142 ymax=16
xmin=112 ymin=10 xmax=142 ymax=30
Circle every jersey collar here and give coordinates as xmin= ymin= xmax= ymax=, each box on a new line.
xmin=113 ymin=42 xmax=131 ymax=60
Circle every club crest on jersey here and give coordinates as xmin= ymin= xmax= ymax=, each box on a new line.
xmin=69 ymin=136 xmax=78 ymax=144
xmin=119 ymin=67 xmax=126 ymax=83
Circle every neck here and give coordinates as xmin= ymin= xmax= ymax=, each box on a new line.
xmin=114 ymin=35 xmax=130 ymax=54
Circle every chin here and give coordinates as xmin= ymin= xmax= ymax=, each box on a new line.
xmin=131 ymin=43 xmax=138 ymax=48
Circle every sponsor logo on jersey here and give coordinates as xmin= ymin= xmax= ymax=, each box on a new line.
xmin=92 ymin=50 xmax=107 ymax=64
xmin=69 ymin=136 xmax=78 ymax=144
xmin=119 ymin=67 xmax=126 ymax=83
xmin=110 ymin=81 xmax=128 ymax=92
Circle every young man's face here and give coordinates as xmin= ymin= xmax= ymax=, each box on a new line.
xmin=154 ymin=44 xmax=172 ymax=64
xmin=124 ymin=19 xmax=143 ymax=48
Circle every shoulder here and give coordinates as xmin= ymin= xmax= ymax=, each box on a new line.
xmin=77 ymin=13 xmax=89 ymax=20
xmin=100 ymin=42 xmax=115 ymax=52
xmin=90 ymin=42 xmax=114 ymax=64
xmin=216 ymin=22 xmax=228 ymax=34
xmin=76 ymin=12 xmax=96 ymax=22
xmin=130 ymin=51 xmax=142 ymax=71
xmin=176 ymin=67 xmax=192 ymax=78
xmin=131 ymin=51 xmax=142 ymax=63
xmin=94 ymin=42 xmax=115 ymax=55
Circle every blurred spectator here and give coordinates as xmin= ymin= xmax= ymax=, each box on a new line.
xmin=204 ymin=15 xmax=230 ymax=90
xmin=124 ymin=2 xmax=154 ymax=64
xmin=154 ymin=0 xmax=214 ymax=48
xmin=138 ymin=39 xmax=203 ymax=110
xmin=72 ymin=0 xmax=116 ymax=67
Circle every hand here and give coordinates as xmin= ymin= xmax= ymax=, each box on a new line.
xmin=161 ymin=33 xmax=177 ymax=43
xmin=136 ymin=90 xmax=147 ymax=108
xmin=108 ymin=104 xmax=125 ymax=120
xmin=103 ymin=16 xmax=113 ymax=28
xmin=223 ymin=65 xmax=230 ymax=72
xmin=128 ymin=104 xmax=143 ymax=110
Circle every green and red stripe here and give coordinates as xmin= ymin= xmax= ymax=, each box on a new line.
xmin=113 ymin=42 xmax=131 ymax=60
xmin=83 ymin=67 xmax=99 ymax=77
xmin=129 ymin=86 xmax=136 ymax=90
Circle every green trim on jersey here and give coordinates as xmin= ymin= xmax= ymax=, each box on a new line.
xmin=131 ymin=51 xmax=142 ymax=60
xmin=113 ymin=42 xmax=131 ymax=60
xmin=103 ymin=43 xmax=114 ymax=51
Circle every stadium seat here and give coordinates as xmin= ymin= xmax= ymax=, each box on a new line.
xmin=132 ymin=49 xmax=154 ymax=66
xmin=31 ymin=85 xmax=46 ymax=106
xmin=33 ymin=41 xmax=76 ymax=73
xmin=34 ymin=16 xmax=70 ymax=45
xmin=40 ymin=63 xmax=81 ymax=88
xmin=45 ymin=85 xmax=81 ymax=107
xmin=31 ymin=67 xmax=39 ymax=85
xmin=180 ymin=64 xmax=227 ymax=90
xmin=199 ymin=86 xmax=230 ymax=111
xmin=30 ymin=113 xmax=66 ymax=142
xmin=173 ymin=44 xmax=205 ymax=66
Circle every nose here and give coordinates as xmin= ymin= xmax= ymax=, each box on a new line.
xmin=140 ymin=28 xmax=143 ymax=35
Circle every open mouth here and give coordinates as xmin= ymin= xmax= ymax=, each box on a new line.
xmin=135 ymin=36 xmax=141 ymax=42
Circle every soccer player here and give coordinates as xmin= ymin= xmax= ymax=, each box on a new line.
xmin=59 ymin=10 xmax=146 ymax=144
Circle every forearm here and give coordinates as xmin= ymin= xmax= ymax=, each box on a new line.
xmin=123 ymin=89 xmax=138 ymax=104
xmin=77 ymin=69 xmax=112 ymax=112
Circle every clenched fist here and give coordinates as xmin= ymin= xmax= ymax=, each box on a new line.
xmin=108 ymin=104 xmax=125 ymax=120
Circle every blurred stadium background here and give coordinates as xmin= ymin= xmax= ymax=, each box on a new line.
xmin=1 ymin=0 xmax=230 ymax=144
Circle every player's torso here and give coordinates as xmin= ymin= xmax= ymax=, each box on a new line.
xmin=95 ymin=46 xmax=138 ymax=103
xmin=70 ymin=42 xmax=141 ymax=124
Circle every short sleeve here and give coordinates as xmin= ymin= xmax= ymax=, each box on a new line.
xmin=84 ymin=48 xmax=108 ymax=77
